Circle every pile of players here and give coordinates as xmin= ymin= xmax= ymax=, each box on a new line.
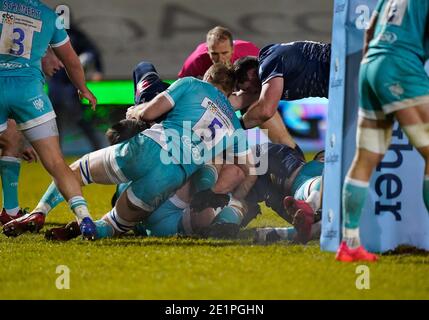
xmin=3 ymin=0 xmax=427 ymax=263
xmin=0 ymin=14 xmax=327 ymax=247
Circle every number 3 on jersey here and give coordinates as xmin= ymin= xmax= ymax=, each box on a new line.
xmin=0 ymin=12 xmax=42 ymax=59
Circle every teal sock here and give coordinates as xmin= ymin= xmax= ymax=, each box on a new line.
xmin=423 ymin=176 xmax=429 ymax=213
xmin=191 ymin=165 xmax=217 ymax=192
xmin=34 ymin=182 xmax=65 ymax=216
xmin=95 ymin=220 xmax=115 ymax=239
xmin=213 ymin=206 xmax=242 ymax=225
xmin=342 ymin=177 xmax=369 ymax=248
xmin=284 ymin=227 xmax=297 ymax=241
xmin=0 ymin=157 xmax=21 ymax=215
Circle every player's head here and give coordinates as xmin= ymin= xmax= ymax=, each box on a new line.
xmin=105 ymin=119 xmax=148 ymax=145
xmin=206 ymin=26 xmax=234 ymax=67
xmin=233 ymin=56 xmax=261 ymax=94
xmin=203 ymin=63 xmax=236 ymax=97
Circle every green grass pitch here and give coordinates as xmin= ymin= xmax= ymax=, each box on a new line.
xmin=0 ymin=158 xmax=428 ymax=300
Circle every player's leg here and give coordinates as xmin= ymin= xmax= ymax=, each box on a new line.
xmin=2 ymin=77 xmax=96 ymax=238
xmin=133 ymin=61 xmax=170 ymax=105
xmin=0 ymin=120 xmax=26 ymax=224
xmin=33 ymin=144 xmax=129 ymax=217
xmin=260 ymin=111 xmax=297 ymax=148
xmin=96 ymin=140 xmax=188 ymax=239
xmin=337 ymin=119 xmax=391 ymax=261
xmin=394 ymin=105 xmax=429 ymax=213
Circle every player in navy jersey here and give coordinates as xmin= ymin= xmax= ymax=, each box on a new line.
xmin=232 ymin=41 xmax=331 ymax=147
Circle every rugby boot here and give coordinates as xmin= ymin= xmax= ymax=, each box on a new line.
xmin=283 ymin=196 xmax=314 ymax=244
xmin=45 ymin=221 xmax=81 ymax=241
xmin=3 ymin=212 xmax=45 ymax=237
xmin=0 ymin=208 xmax=26 ymax=226
xmin=335 ymin=241 xmax=378 ymax=262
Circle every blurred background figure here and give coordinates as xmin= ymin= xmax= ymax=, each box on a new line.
xmin=47 ymin=25 xmax=104 ymax=151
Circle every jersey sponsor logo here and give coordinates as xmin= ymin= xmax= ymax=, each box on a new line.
xmin=2 ymin=12 xmax=14 ymax=24
xmin=387 ymin=83 xmax=404 ymax=99
xmin=377 ymin=31 xmax=398 ymax=44
xmin=32 ymin=97 xmax=44 ymax=111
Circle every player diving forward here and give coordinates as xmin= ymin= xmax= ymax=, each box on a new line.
xmin=337 ymin=0 xmax=429 ymax=262
xmin=4 ymin=64 xmax=251 ymax=240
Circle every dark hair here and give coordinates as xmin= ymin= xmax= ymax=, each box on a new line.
xmin=233 ymin=56 xmax=259 ymax=84
xmin=105 ymin=119 xmax=148 ymax=145
xmin=204 ymin=63 xmax=236 ymax=96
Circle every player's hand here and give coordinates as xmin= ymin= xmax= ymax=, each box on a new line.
xmin=79 ymin=89 xmax=97 ymax=111
xmin=126 ymin=105 xmax=140 ymax=120
xmin=21 ymin=147 xmax=38 ymax=163
xmin=190 ymin=190 xmax=230 ymax=212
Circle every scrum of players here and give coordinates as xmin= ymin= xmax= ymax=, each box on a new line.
xmin=0 ymin=18 xmax=328 ymax=243
xmin=3 ymin=0 xmax=428 ymax=263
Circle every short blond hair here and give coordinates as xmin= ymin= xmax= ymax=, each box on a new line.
xmin=204 ymin=63 xmax=236 ymax=96
xmin=206 ymin=26 xmax=233 ymax=47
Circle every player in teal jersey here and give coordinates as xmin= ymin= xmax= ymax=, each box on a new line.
xmin=0 ymin=0 xmax=98 ymax=239
xmin=338 ymin=0 xmax=429 ymax=262
xmin=28 ymin=63 xmax=250 ymax=240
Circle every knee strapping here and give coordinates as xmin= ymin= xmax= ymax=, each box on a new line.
xmin=78 ymin=154 xmax=93 ymax=185
xmin=357 ymin=126 xmax=392 ymax=154
xmin=105 ymin=207 xmax=137 ymax=233
xmin=402 ymin=123 xmax=429 ymax=148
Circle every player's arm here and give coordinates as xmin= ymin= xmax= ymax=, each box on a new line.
xmin=42 ymin=47 xmax=64 ymax=77
xmin=229 ymin=90 xmax=259 ymax=111
xmin=241 ymin=77 xmax=283 ymax=128
xmin=126 ymin=93 xmax=174 ymax=122
xmin=363 ymin=7 xmax=380 ymax=56
xmin=52 ymin=41 xmax=97 ymax=109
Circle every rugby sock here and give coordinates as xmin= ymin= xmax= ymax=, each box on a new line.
xmin=68 ymin=196 xmax=91 ymax=222
xmin=191 ymin=165 xmax=217 ymax=192
xmin=212 ymin=206 xmax=243 ymax=225
xmin=34 ymin=182 xmax=65 ymax=216
xmin=94 ymin=219 xmax=115 ymax=239
xmin=255 ymin=227 xmax=296 ymax=242
xmin=0 ymin=157 xmax=21 ymax=216
xmin=342 ymin=177 xmax=369 ymax=249
xmin=104 ymin=207 xmax=136 ymax=234
xmin=278 ymin=227 xmax=297 ymax=241
xmin=423 ymin=176 xmax=429 ymax=213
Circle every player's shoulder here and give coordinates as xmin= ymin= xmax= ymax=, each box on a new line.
xmin=36 ymin=0 xmax=58 ymax=18
xmin=233 ymin=40 xmax=258 ymax=48
xmin=190 ymin=42 xmax=209 ymax=57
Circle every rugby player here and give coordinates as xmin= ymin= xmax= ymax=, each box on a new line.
xmin=220 ymin=145 xmax=324 ymax=244
xmin=337 ymin=0 xmax=429 ymax=262
xmin=232 ymin=41 xmax=331 ymax=147
xmin=0 ymin=48 xmax=62 ymax=224
xmin=178 ymin=26 xmax=259 ymax=79
xmin=0 ymin=0 xmax=98 ymax=239
xmin=6 ymin=63 xmax=250 ymax=240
